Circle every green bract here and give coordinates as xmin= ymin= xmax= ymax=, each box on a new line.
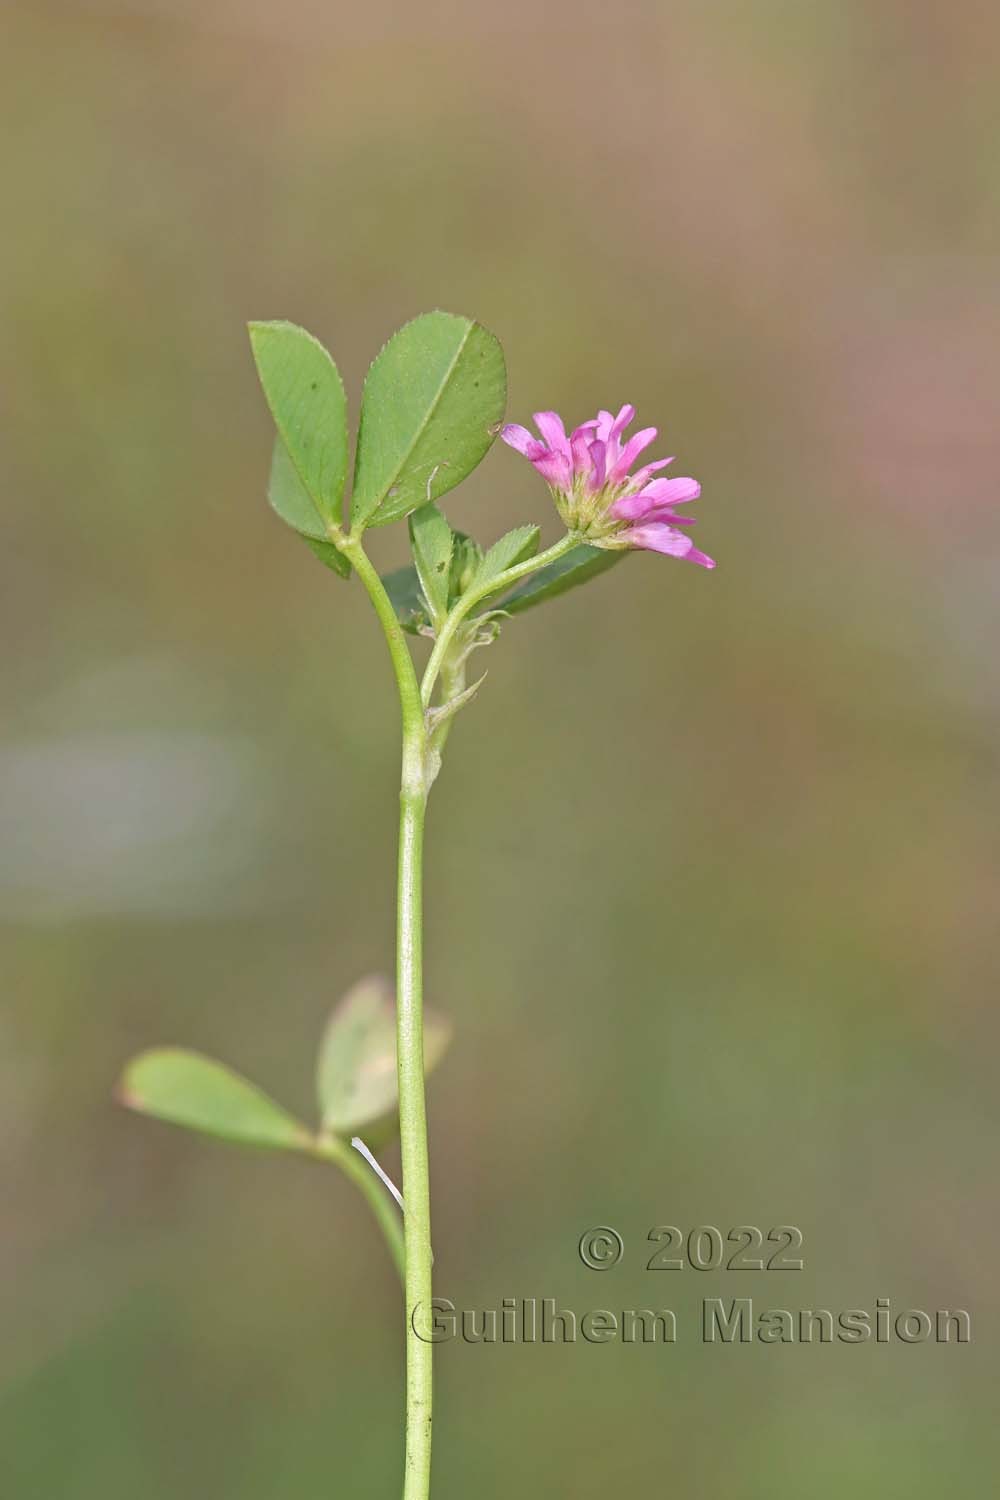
xmin=352 ymin=312 xmax=507 ymax=529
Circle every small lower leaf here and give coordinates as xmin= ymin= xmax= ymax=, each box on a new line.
xmin=317 ymin=975 xmax=452 ymax=1136
xmin=119 ymin=1048 xmax=312 ymax=1152
xmin=498 ymin=543 xmax=625 ymax=614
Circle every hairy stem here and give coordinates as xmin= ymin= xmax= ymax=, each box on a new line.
xmin=340 ymin=534 xmax=434 ymax=1500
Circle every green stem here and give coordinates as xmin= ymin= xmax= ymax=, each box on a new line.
xmin=314 ymin=1135 xmax=406 ymax=1284
xmin=339 ymin=525 xmax=577 ymax=1499
xmin=340 ymin=534 xmax=434 ymax=1500
xmin=341 ymin=535 xmax=425 ymax=736
xmin=421 ymin=532 xmax=578 ymax=708
xmin=397 ymin=762 xmax=432 ymax=1500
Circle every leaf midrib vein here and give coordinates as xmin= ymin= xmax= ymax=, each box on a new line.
xmin=364 ymin=321 xmax=475 ymax=516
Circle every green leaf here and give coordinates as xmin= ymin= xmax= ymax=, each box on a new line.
xmin=381 ymin=565 xmax=430 ymax=635
xmin=352 ymin=312 xmax=506 ymax=530
xmin=409 ymin=504 xmax=453 ymax=624
xmin=267 ymin=437 xmax=327 ymax=541
xmin=119 ymin=1048 xmax=312 ymax=1152
xmin=472 ymin=524 xmax=540 ymax=590
xmin=498 ymin=543 xmax=626 ymax=614
xmin=270 ymin=438 xmax=351 ymax=576
xmin=303 ymin=535 xmax=352 ymax=579
xmin=316 ymin=975 xmax=452 ymax=1136
xmin=249 ymin=321 xmax=348 ymax=531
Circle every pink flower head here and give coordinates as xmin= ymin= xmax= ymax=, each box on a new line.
xmin=501 ymin=406 xmax=714 ymax=568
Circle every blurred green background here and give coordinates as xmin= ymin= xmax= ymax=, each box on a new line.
xmin=2 ymin=2 xmax=997 ymax=1495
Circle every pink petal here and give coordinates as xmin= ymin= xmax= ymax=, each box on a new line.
xmin=570 ymin=428 xmax=592 ymax=475
xmin=533 ymin=411 xmax=569 ymax=454
xmin=612 ymin=477 xmax=701 ymax=520
xmin=609 ymin=426 xmax=657 ymax=482
xmin=640 ymin=506 xmax=696 ymax=525
xmin=532 ymin=448 xmax=573 ymax=489
xmin=588 ymin=438 xmax=607 ymax=488
xmin=609 ymin=492 xmax=652 ymax=521
xmin=627 ymin=523 xmax=691 ymax=556
xmin=628 ymin=523 xmax=715 ymax=568
xmin=629 ymin=457 xmax=674 ymax=487
xmin=502 ymin=423 xmax=542 ymax=457
xmin=645 ymin=476 xmax=700 ymax=504
xmin=610 ymin=403 xmax=636 ymax=438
